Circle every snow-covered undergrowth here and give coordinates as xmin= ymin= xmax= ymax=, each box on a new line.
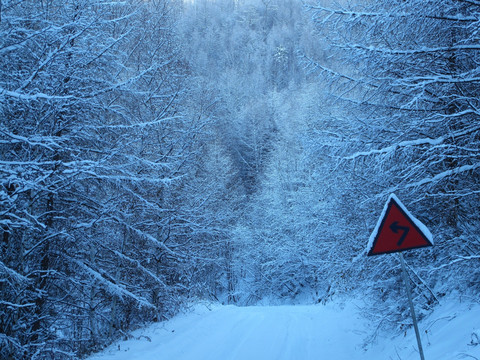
xmin=88 ymin=295 xmax=480 ymax=360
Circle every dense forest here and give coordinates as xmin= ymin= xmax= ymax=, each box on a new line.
xmin=1 ymin=0 xmax=479 ymax=358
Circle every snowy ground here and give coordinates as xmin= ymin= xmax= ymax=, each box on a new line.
xmin=88 ymin=296 xmax=480 ymax=360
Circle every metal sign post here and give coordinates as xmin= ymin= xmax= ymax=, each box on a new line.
xmin=367 ymin=194 xmax=433 ymax=360
xmin=398 ymin=252 xmax=425 ymax=360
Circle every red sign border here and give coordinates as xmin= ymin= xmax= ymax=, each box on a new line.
xmin=367 ymin=196 xmax=433 ymax=256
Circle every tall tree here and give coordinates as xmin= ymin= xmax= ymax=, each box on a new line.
xmin=0 ymin=0 xmax=200 ymax=358
xmin=306 ymin=0 xmax=480 ymax=315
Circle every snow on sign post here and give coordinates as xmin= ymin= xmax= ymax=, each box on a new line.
xmin=367 ymin=194 xmax=433 ymax=360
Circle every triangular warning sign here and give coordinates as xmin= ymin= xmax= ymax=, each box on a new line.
xmin=367 ymin=194 xmax=433 ymax=256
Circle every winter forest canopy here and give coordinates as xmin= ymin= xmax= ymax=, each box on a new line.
xmin=1 ymin=0 xmax=479 ymax=358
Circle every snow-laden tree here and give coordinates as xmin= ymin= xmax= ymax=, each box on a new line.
xmin=0 ymin=1 xmax=201 ymax=358
xmin=229 ymin=84 xmax=356 ymax=303
xmin=177 ymin=0 xmax=348 ymax=304
xmin=179 ymin=0 xmax=312 ymax=195
xmin=306 ymin=0 xmax=480 ymax=319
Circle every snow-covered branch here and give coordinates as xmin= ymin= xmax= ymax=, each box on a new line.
xmin=346 ymin=44 xmax=480 ymax=56
xmin=0 ymin=261 xmax=30 ymax=283
xmin=346 ymin=124 xmax=480 ymax=160
xmin=429 ymin=255 xmax=480 ymax=272
xmin=71 ymin=258 xmax=156 ymax=309
xmin=308 ymin=5 xmax=479 ymax=23
xmin=405 ymin=163 xmax=480 ymax=189
xmin=0 ymin=87 xmax=75 ymax=101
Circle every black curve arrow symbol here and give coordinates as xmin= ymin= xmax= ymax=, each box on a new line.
xmin=390 ymin=221 xmax=410 ymax=246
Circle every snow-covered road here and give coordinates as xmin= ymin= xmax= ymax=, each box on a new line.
xmin=88 ymin=298 xmax=480 ymax=360
xmin=138 ymin=304 xmax=368 ymax=360
xmin=89 ymin=302 xmax=370 ymax=360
